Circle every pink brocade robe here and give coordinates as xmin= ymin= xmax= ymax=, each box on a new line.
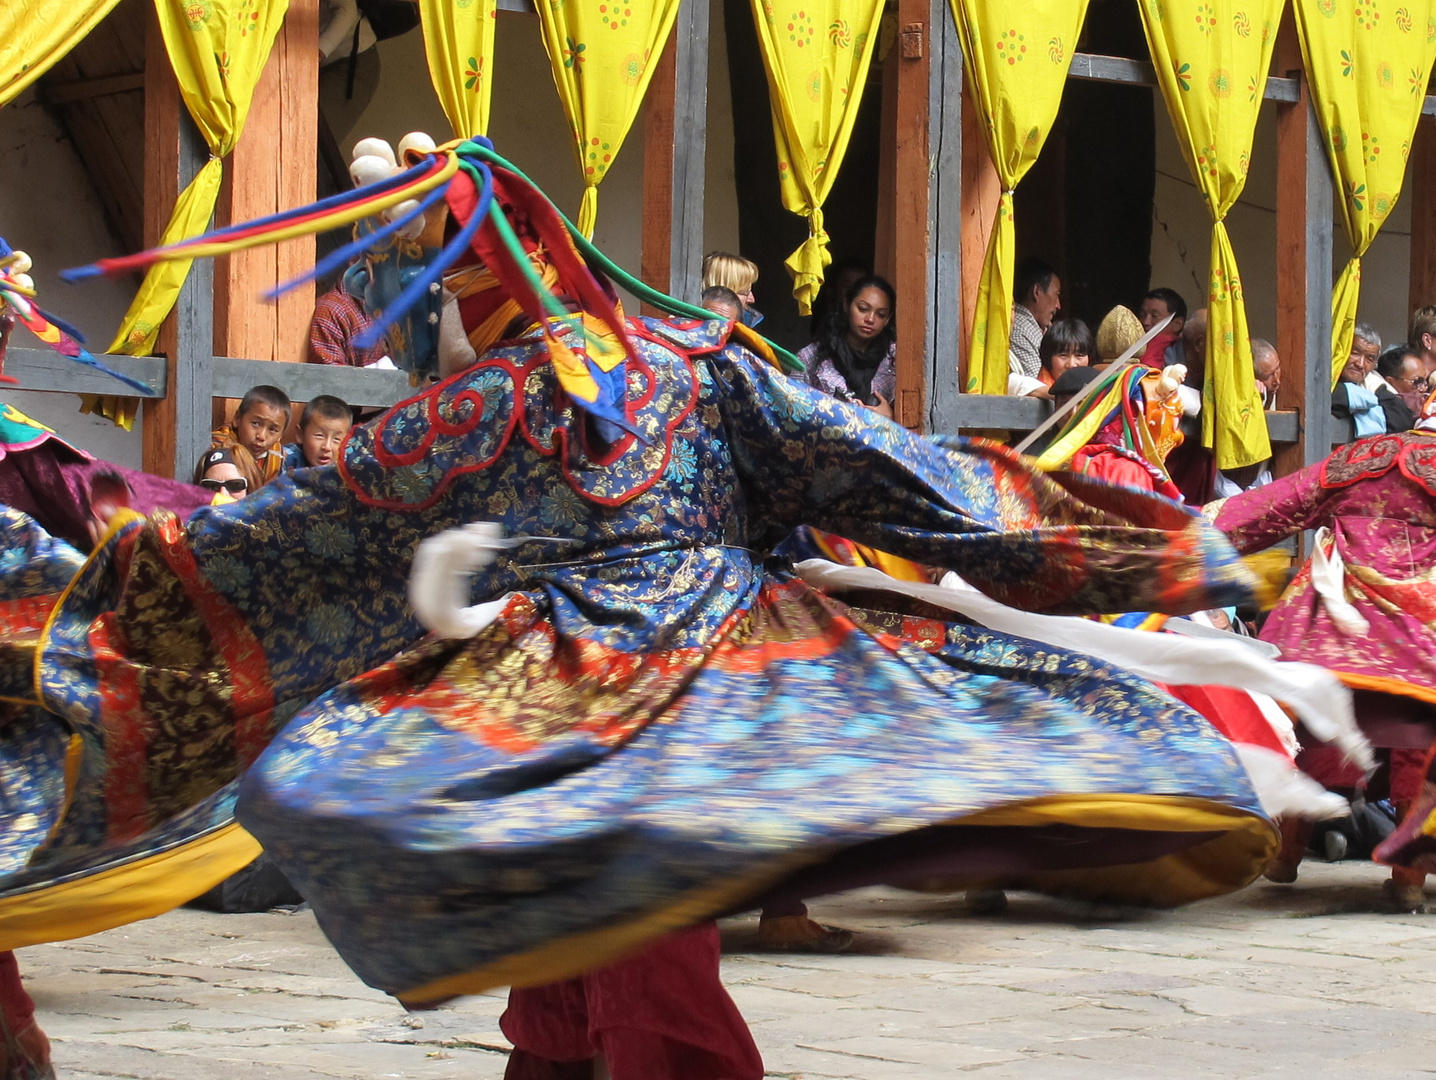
xmin=1213 ymin=431 xmax=1436 ymax=706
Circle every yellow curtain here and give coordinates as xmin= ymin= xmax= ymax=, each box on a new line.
xmin=535 ymin=0 xmax=682 ymax=238
xmin=107 ymin=0 xmax=289 ymax=358
xmin=0 ymin=0 xmax=122 ymax=107
xmin=749 ymin=1 xmax=886 ymax=315
xmin=1295 ymin=0 xmax=1436 ymax=389
xmin=953 ymin=0 xmax=1090 ymax=394
xmin=418 ymin=0 xmax=498 ymax=138
xmin=1138 ymin=0 xmax=1282 ymax=470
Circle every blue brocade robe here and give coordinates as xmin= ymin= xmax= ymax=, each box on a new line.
xmin=0 ymin=318 xmax=1272 ymax=1003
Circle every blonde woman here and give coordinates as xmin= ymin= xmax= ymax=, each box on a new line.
xmin=701 ymin=252 xmax=763 ymax=329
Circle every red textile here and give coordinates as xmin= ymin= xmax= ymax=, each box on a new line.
xmin=500 ymin=923 xmax=763 ymax=1080
xmin=1168 ymin=684 xmax=1288 ymax=757
xmin=1141 ymin=330 xmax=1178 ymax=368
xmin=307 ymin=283 xmax=384 ymax=367
xmin=0 ymin=951 xmax=49 ymax=1079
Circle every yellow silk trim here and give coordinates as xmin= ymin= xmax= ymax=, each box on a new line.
xmin=417 ymin=0 xmax=498 ymax=139
xmin=749 ymin=1 xmax=887 ymax=316
xmin=0 ymin=0 xmax=121 ymax=108
xmin=0 ymin=824 xmax=262 ymax=952
xmin=397 ymin=793 xmax=1273 ymax=1003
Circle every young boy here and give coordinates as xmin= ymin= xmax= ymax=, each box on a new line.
xmin=288 ymin=395 xmax=353 ymax=469
xmin=204 ymin=384 xmax=290 ymax=491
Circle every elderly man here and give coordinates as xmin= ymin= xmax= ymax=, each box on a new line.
xmin=1008 ymin=258 xmax=1062 ymax=379
xmin=1252 ymin=337 xmax=1281 ymax=408
xmin=1214 ymin=338 xmax=1280 ymax=497
xmin=1333 ymin=323 xmax=1389 ymax=438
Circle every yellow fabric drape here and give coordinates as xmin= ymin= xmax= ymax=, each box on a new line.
xmin=535 ymin=0 xmax=681 ymax=238
xmin=418 ymin=0 xmax=498 ymax=138
xmin=1294 ymin=0 xmax=1436 ymax=389
xmin=1138 ymin=0 xmax=1281 ymax=470
xmin=0 ymin=0 xmax=123 ymax=107
xmin=107 ymin=0 xmax=289 ymax=358
xmin=953 ymin=0 xmax=1090 ymax=394
xmin=749 ymin=2 xmax=886 ymax=315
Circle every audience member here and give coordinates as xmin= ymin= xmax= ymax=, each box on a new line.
xmin=287 ymin=395 xmax=354 ymax=470
xmin=1251 ymin=337 xmax=1281 ymax=409
xmin=1411 ymin=305 xmax=1436 ymax=387
xmin=1163 ymin=309 xmax=1215 ymax=503
xmin=308 ymin=274 xmax=386 ymax=367
xmin=701 ymin=252 xmax=763 ymax=329
xmin=1008 ymin=258 xmax=1061 ymax=380
xmin=196 ymin=448 xmax=250 ymax=504
xmin=1332 ymin=323 xmax=1388 ymax=438
xmin=1214 ymin=338 xmax=1281 ymax=497
xmin=1138 ymin=287 xmax=1186 ymax=367
xmin=808 ymin=258 xmax=869 ymax=338
xmin=1008 ymin=318 xmax=1092 ymax=398
xmin=798 ymin=275 xmax=896 ymax=419
xmin=204 ymin=384 xmax=290 ymax=491
xmin=1047 ymin=365 xmax=1102 ymax=413
xmin=1376 ymin=343 xmax=1427 ymax=422
xmin=699 ymin=286 xmax=742 ymax=323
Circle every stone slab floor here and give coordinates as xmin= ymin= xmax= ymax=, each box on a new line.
xmin=16 ymin=861 xmax=1436 ymax=1079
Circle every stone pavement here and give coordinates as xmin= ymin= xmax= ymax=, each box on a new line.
xmin=17 ymin=860 xmax=1436 ymax=1080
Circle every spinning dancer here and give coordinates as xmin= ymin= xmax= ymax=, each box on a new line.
xmin=1214 ymin=393 xmax=1436 ymax=908
xmin=0 ymin=140 xmax=1356 ymax=1076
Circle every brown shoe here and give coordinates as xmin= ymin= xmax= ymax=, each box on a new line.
xmin=756 ymin=915 xmax=855 ymax=953
xmin=1263 ymin=859 xmax=1300 ymax=884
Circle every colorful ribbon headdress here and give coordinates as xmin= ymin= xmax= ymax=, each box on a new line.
xmin=64 ymin=139 xmax=800 ymax=431
xmin=0 ymin=239 xmax=153 ymax=394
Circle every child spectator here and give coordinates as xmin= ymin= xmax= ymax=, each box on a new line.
xmin=196 ymin=448 xmax=249 ymax=504
xmin=204 ymin=385 xmax=290 ymax=491
xmin=288 ymin=395 xmax=353 ymax=469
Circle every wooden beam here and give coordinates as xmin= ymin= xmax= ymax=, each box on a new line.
xmin=38 ymin=70 xmax=145 ymax=105
xmin=1273 ymin=22 xmax=1335 ymax=478
xmin=4 ymin=348 xmax=165 ymax=397
xmin=947 ymin=393 xmax=1301 ymax=442
xmin=140 ymin=3 xmax=187 ymax=478
xmin=925 ymin=0 xmax=963 ymax=435
xmin=276 ymin=0 xmax=321 ymax=366
xmin=892 ymin=0 xmax=930 ymax=431
xmin=1410 ymin=116 xmax=1436 ymax=323
xmin=640 ymin=34 xmax=676 ymax=314
xmin=958 ymin=80 xmax=1000 ymax=389
xmin=641 ymin=0 xmax=709 ymax=310
xmin=212 ymin=357 xmax=411 ymax=407
xmin=1065 ymin=52 xmax=1300 ymax=103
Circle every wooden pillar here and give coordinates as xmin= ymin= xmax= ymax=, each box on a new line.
xmin=1273 ymin=18 xmax=1335 ymax=478
xmin=1409 ymin=116 xmax=1436 ymax=322
xmin=641 ymin=0 xmax=709 ymax=307
xmin=140 ymin=4 xmax=212 ymax=480
xmin=958 ymin=80 xmax=1000 ymax=390
xmin=214 ymin=0 xmax=319 ymax=369
xmin=892 ymin=0 xmax=962 ymax=434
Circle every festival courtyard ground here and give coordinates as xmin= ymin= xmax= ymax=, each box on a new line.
xmin=17 ymin=860 xmax=1436 ymax=1079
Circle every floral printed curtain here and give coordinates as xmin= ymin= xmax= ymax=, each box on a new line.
xmin=1138 ymin=0 xmax=1282 ymax=470
xmin=1294 ymin=0 xmax=1436 ymax=388
xmin=418 ymin=0 xmax=499 ymax=138
xmin=0 ymin=0 xmax=122 ymax=107
xmin=749 ymin=1 xmax=886 ymax=315
xmin=950 ymin=0 xmax=1091 ymax=395
xmin=535 ymin=0 xmax=682 ymax=237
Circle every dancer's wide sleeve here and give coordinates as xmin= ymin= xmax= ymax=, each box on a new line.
xmin=1212 ymin=460 xmax=1329 ymax=554
xmin=714 ymin=349 xmax=1255 ymax=616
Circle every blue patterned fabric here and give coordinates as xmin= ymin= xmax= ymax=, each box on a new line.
xmin=0 ymin=319 xmax=1270 ymax=1000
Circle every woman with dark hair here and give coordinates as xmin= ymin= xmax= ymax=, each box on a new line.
xmin=1008 ymin=318 xmax=1093 ymax=399
xmin=798 ymin=275 xmax=896 ymax=419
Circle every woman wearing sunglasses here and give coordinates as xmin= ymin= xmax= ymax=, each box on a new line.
xmin=197 ymin=448 xmax=250 ymax=502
